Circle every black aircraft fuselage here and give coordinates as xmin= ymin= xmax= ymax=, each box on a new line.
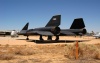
xmin=19 ymin=16 xmax=87 ymax=41
xmin=19 ymin=15 xmax=61 ymax=40
xmin=60 ymin=29 xmax=87 ymax=36
xmin=27 ymin=26 xmax=61 ymax=36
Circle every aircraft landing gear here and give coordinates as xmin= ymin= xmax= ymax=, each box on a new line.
xmin=40 ymin=35 xmax=44 ymax=40
xmin=26 ymin=36 xmax=29 ymax=40
xmin=55 ymin=35 xmax=59 ymax=41
xmin=47 ymin=36 xmax=52 ymax=40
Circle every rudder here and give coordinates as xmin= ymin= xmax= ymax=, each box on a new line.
xmin=45 ymin=15 xmax=61 ymax=27
xmin=19 ymin=22 xmax=29 ymax=35
xmin=22 ymin=22 xmax=29 ymax=30
xmin=70 ymin=18 xmax=85 ymax=29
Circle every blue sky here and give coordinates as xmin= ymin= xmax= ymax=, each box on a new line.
xmin=0 ymin=0 xmax=100 ymax=32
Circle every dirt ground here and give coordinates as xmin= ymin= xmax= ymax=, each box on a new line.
xmin=0 ymin=36 xmax=100 ymax=63
xmin=0 ymin=35 xmax=99 ymax=45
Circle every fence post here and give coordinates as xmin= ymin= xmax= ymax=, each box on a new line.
xmin=75 ymin=41 xmax=79 ymax=59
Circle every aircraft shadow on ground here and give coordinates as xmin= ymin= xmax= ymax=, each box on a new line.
xmin=17 ymin=39 xmax=28 ymax=40
xmin=27 ymin=40 xmax=84 ymax=44
xmin=17 ymin=39 xmax=89 ymax=44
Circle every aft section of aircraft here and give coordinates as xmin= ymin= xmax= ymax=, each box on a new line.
xmin=19 ymin=15 xmax=61 ymax=40
xmin=42 ymin=18 xmax=87 ymax=40
xmin=60 ymin=18 xmax=87 ymax=36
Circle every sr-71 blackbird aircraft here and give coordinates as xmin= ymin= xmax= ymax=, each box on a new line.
xmin=19 ymin=15 xmax=87 ymax=41
xmin=19 ymin=15 xmax=61 ymax=40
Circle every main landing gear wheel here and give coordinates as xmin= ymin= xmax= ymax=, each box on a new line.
xmin=26 ymin=38 xmax=29 ymax=40
xmin=47 ymin=36 xmax=52 ymax=40
xmin=40 ymin=35 xmax=44 ymax=40
xmin=26 ymin=36 xmax=29 ymax=40
xmin=55 ymin=35 xmax=59 ymax=41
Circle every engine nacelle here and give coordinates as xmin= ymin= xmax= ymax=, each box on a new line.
xmin=82 ymin=29 xmax=87 ymax=34
xmin=50 ymin=26 xmax=61 ymax=35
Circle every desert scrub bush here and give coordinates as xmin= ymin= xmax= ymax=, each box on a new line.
xmin=13 ymin=46 xmax=35 ymax=55
xmin=64 ymin=44 xmax=76 ymax=59
xmin=0 ymin=46 xmax=15 ymax=60
xmin=64 ymin=43 xmax=100 ymax=60
xmin=5 ymin=44 xmax=9 ymax=48
xmin=0 ymin=46 xmax=35 ymax=56
xmin=94 ymin=49 xmax=100 ymax=59
xmin=0 ymin=53 xmax=15 ymax=60
xmin=95 ymin=43 xmax=100 ymax=49
xmin=78 ymin=43 xmax=99 ymax=59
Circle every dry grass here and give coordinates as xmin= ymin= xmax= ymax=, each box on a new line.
xmin=0 ymin=45 xmax=35 ymax=60
xmin=64 ymin=44 xmax=76 ymax=59
xmin=64 ymin=43 xmax=100 ymax=60
xmin=0 ymin=53 xmax=15 ymax=60
xmin=0 ymin=45 xmax=15 ymax=60
xmin=12 ymin=46 xmax=35 ymax=55
xmin=0 ymin=43 xmax=100 ymax=63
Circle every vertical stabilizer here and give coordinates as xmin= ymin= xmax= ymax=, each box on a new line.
xmin=45 ymin=15 xmax=61 ymax=27
xmin=70 ymin=18 xmax=85 ymax=29
xmin=19 ymin=22 xmax=29 ymax=35
xmin=22 ymin=22 xmax=29 ymax=30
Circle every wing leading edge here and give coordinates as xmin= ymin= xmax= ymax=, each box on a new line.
xmin=27 ymin=31 xmax=54 ymax=36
